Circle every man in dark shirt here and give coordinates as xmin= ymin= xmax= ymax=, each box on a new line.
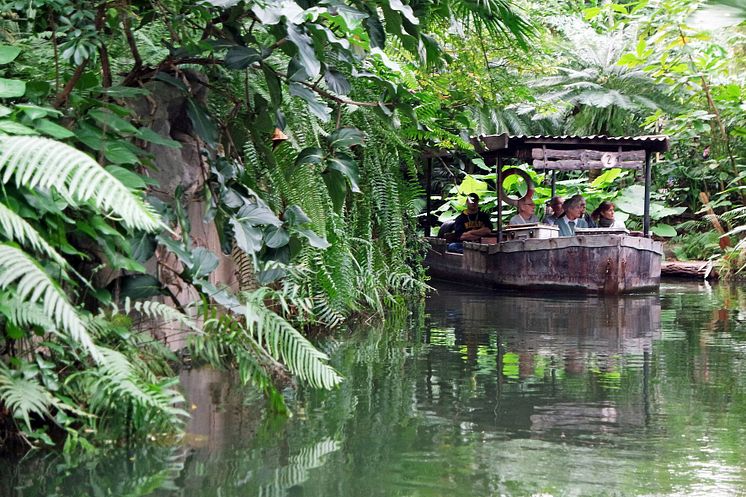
xmin=447 ymin=193 xmax=493 ymax=253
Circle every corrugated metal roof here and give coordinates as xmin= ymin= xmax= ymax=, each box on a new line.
xmin=509 ymin=134 xmax=668 ymax=142
xmin=422 ymin=133 xmax=670 ymax=158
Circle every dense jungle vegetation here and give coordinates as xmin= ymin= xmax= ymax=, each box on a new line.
xmin=0 ymin=0 xmax=744 ymax=452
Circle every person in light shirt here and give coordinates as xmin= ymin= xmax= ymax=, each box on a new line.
xmin=509 ymin=194 xmax=539 ymax=225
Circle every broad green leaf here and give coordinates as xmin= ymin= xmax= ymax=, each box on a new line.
xmin=327 ymin=154 xmax=360 ymax=192
xmin=251 ymin=1 xmax=304 ymax=25
xmin=650 ymin=203 xmax=686 ymax=220
xmin=651 ymin=224 xmax=677 ymax=237
xmin=296 ymin=227 xmax=330 ymax=249
xmin=118 ymin=274 xmax=164 ymax=299
xmin=324 ymin=69 xmax=351 ymax=95
xmin=264 ymin=225 xmax=290 ymax=248
xmin=591 ymin=168 xmax=623 ymax=188
xmin=296 ymin=147 xmax=325 ymax=166
xmin=101 ymin=86 xmax=150 ymax=98
xmin=262 ymin=64 xmax=283 ymax=108
xmin=186 ymin=98 xmax=218 ymax=145
xmin=389 ymin=0 xmax=419 ymax=25
xmin=0 ymin=105 xmax=10 ymax=117
xmin=364 ymin=11 xmax=386 ymax=48
xmin=129 ymin=233 xmax=156 ymax=262
xmin=104 ymin=142 xmax=139 ymax=164
xmin=0 ymin=45 xmax=21 ymax=64
xmin=289 ymin=82 xmax=331 ymax=122
xmin=237 ymin=202 xmax=282 ymax=226
xmin=188 ymin=247 xmax=219 ymax=277
xmin=323 ymin=171 xmax=347 ymax=213
xmin=224 ymin=46 xmax=262 ymax=69
xmin=582 ymin=6 xmax=602 ymax=19
xmin=89 ymin=109 xmax=138 ymax=135
xmin=0 ymin=78 xmax=26 ymax=98
xmin=0 ymin=120 xmax=37 ymax=135
xmin=284 ymin=205 xmax=312 ymax=226
xmin=614 ymin=185 xmax=645 ymax=216
xmin=231 ymin=218 xmax=263 ymax=254
xmin=106 ymin=165 xmax=147 ymax=190
xmin=16 ymin=104 xmax=58 ymax=120
xmin=136 ymin=126 xmax=181 ymax=148
xmin=329 ymin=127 xmax=365 ymax=149
xmin=34 ymin=119 xmax=74 ymax=139
xmin=286 ymin=24 xmax=320 ymax=79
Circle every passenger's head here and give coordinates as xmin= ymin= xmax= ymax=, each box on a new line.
xmin=465 ymin=192 xmax=480 ymax=212
xmin=549 ymin=196 xmax=564 ymax=216
xmin=564 ymin=195 xmax=585 ymax=221
xmin=592 ymin=201 xmax=615 ymax=220
xmin=517 ymin=196 xmax=536 ymax=217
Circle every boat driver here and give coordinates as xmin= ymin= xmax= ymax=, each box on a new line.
xmin=447 ymin=193 xmax=493 ymax=253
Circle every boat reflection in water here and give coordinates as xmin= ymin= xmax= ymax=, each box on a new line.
xmin=422 ymin=285 xmax=661 ymax=441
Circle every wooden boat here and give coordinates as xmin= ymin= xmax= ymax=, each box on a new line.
xmin=422 ymin=134 xmax=670 ymax=294
xmin=425 ymin=233 xmax=663 ymax=294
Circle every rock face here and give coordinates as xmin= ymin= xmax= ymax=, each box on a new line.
xmin=132 ymin=72 xmax=240 ymax=349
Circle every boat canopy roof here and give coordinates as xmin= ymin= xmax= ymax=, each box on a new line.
xmin=424 ymin=133 xmax=670 ymax=170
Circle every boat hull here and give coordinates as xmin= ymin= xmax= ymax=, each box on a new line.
xmin=425 ymin=235 xmax=662 ymax=294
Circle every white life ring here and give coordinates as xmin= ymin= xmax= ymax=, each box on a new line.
xmin=500 ymin=168 xmax=534 ymax=206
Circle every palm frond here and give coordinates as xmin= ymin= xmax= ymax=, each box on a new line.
xmin=0 ymin=136 xmax=161 ymax=232
xmin=0 ymin=243 xmax=101 ymax=361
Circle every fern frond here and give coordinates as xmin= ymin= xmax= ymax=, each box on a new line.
xmin=0 ymin=243 xmax=101 ymax=361
xmin=0 ymin=361 xmax=88 ymax=428
xmin=0 ymin=201 xmax=68 ymax=267
xmin=108 ymin=297 xmax=199 ymax=332
xmin=0 ymin=291 xmax=55 ymax=330
xmin=0 ymin=137 xmax=161 ymax=232
xmin=241 ymin=288 xmax=342 ymax=389
xmin=90 ymin=347 xmax=188 ymax=423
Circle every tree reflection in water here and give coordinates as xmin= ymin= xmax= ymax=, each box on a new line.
xmin=2 ymin=283 xmax=746 ymax=497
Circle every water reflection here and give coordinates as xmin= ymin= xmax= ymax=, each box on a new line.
xmin=3 ymin=283 xmax=746 ymax=497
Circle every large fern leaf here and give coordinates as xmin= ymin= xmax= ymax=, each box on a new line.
xmin=0 ymin=201 xmax=68 ymax=267
xmin=0 ymin=136 xmax=161 ymax=232
xmin=242 ymin=288 xmax=342 ymax=389
xmin=0 ymin=361 xmax=88 ymax=428
xmin=0 ymin=243 xmax=101 ymax=361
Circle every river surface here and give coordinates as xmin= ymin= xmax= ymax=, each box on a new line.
xmin=3 ymin=282 xmax=746 ymax=497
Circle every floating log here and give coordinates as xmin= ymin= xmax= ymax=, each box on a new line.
xmin=661 ymin=261 xmax=717 ymax=279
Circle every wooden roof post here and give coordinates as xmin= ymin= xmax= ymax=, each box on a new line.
xmin=425 ymin=157 xmax=432 ymax=237
xmin=497 ymin=153 xmax=503 ymax=243
xmin=551 ymin=170 xmax=556 ymax=197
xmin=643 ymin=150 xmax=651 ymax=237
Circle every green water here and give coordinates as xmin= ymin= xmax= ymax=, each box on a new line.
xmin=4 ymin=282 xmax=746 ymax=497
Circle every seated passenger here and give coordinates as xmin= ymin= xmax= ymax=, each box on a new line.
xmin=542 ymin=196 xmax=564 ymax=225
xmin=574 ymin=194 xmax=596 ymax=228
xmin=447 ymin=193 xmax=493 ymax=253
xmin=555 ymin=195 xmax=588 ymax=236
xmin=592 ymin=201 xmax=625 ymax=229
xmin=509 ymin=196 xmax=540 ymax=225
